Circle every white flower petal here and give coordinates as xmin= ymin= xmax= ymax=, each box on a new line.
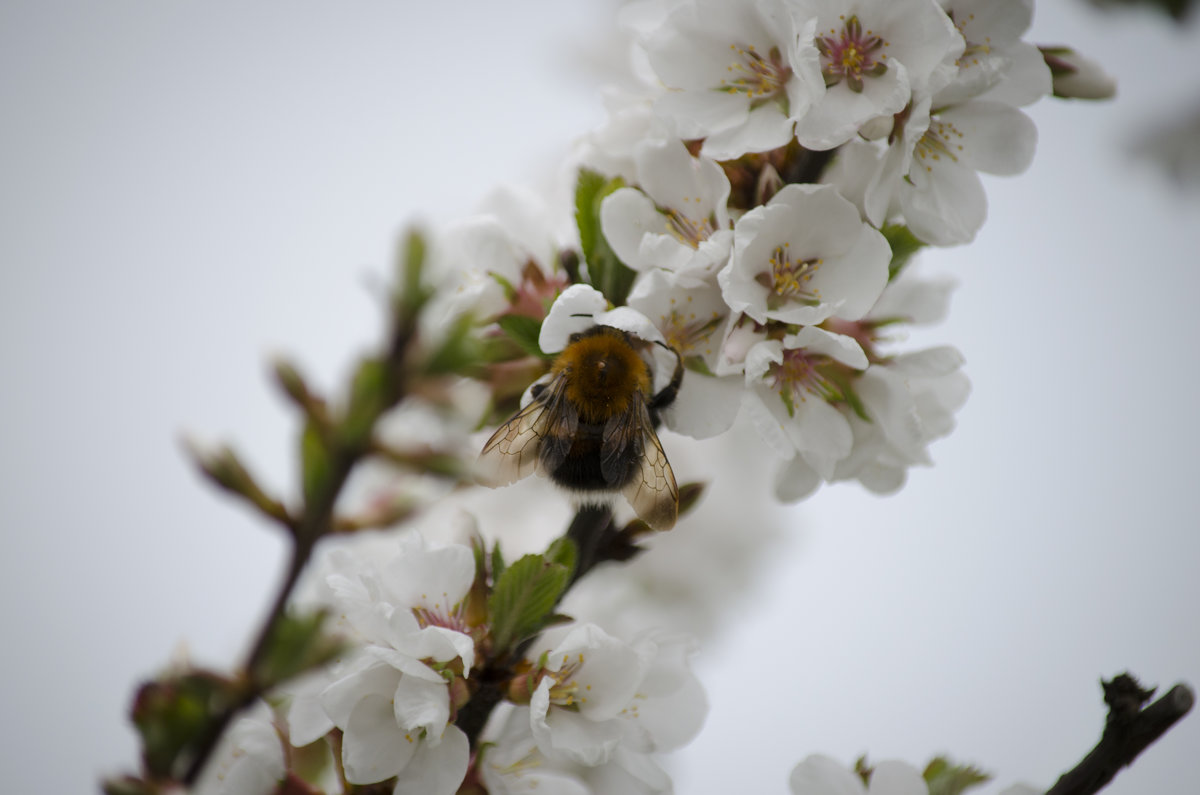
xmin=791 ymin=396 xmax=853 ymax=480
xmin=774 ymin=453 xmax=823 ymax=502
xmin=601 ymin=187 xmax=671 ymax=272
xmin=867 ymin=761 xmax=929 ymax=795
xmin=700 ymin=102 xmax=795 ymax=160
xmin=789 ymin=754 xmax=865 ymax=795
xmin=389 ymin=725 xmax=470 ymax=795
xmin=901 ymin=157 xmax=987 ymax=246
xmin=539 ymin=284 xmax=609 ymax=352
xmin=939 ymin=102 xmax=1037 ymax=176
xmin=342 ymin=693 xmax=415 ymax=784
xmin=392 ymin=674 xmax=450 ymax=736
xmin=321 ymin=660 xmax=400 ymax=729
xmin=661 ymin=371 xmax=743 ymax=439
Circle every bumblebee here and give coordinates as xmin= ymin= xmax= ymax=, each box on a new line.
xmin=478 ymin=325 xmax=684 ymax=530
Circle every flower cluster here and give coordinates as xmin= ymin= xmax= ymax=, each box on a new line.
xmin=280 ymin=530 xmax=705 ymax=795
xmin=428 ymin=0 xmax=1050 ymax=502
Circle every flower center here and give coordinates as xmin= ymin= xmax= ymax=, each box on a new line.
xmin=816 ymin=15 xmax=889 ymax=93
xmin=770 ymin=348 xmax=836 ymax=416
xmin=914 ymin=116 xmax=965 ymax=172
xmin=719 ymin=43 xmax=791 ymax=99
xmin=664 ymin=208 xmax=715 ymax=249
xmin=659 ymin=302 xmax=725 ymax=359
xmin=755 ymin=244 xmax=822 ymax=310
xmin=546 ymin=653 xmax=588 ymax=709
xmin=412 ymin=596 xmax=469 ymax=634
xmin=948 ymin=10 xmax=992 ymax=69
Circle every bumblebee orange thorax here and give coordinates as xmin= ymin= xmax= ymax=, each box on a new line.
xmin=553 ymin=328 xmax=651 ymax=424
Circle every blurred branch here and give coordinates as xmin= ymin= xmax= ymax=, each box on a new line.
xmin=1087 ymin=0 xmax=1196 ymax=21
xmin=178 ymin=232 xmax=432 ymax=787
xmin=1046 ymin=673 xmax=1194 ymax=795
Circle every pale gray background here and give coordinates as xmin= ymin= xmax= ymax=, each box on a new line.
xmin=1 ymin=2 xmax=1197 ymax=793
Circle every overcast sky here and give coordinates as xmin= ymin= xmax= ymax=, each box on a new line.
xmin=1 ymin=2 xmax=1197 ymax=794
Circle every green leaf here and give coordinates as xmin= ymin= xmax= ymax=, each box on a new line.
xmin=251 ymin=610 xmax=347 ymax=688
xmin=341 ymin=358 xmax=387 ymax=449
xmin=395 ymin=227 xmax=431 ymax=317
xmin=491 ymin=540 xmax=507 ymax=582
xmin=575 ymin=168 xmax=635 ymax=305
xmin=300 ymin=420 xmax=331 ymax=507
xmin=488 ymin=554 xmax=570 ymax=653
xmin=544 ymin=537 xmax=578 ymax=581
xmin=881 ymin=223 xmax=926 ymax=281
xmin=924 ymin=756 xmax=991 ymax=795
xmin=497 ymin=314 xmax=549 ymax=359
xmin=854 ymin=755 xmax=874 ymax=786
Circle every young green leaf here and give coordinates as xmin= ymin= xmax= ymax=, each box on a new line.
xmin=575 ymin=168 xmax=635 ymax=306
xmin=924 ymin=756 xmax=991 ymax=795
xmin=488 ymin=554 xmax=569 ymax=653
xmin=882 ymin=223 xmax=926 ymax=282
xmin=300 ymin=421 xmax=331 ymax=507
xmin=250 ymin=610 xmax=346 ymax=688
xmin=497 ymin=314 xmax=549 ymax=359
xmin=544 ymin=537 xmax=578 ymax=580
xmin=341 ymin=358 xmax=387 ymax=449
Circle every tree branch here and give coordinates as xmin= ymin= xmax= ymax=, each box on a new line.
xmin=1046 ymin=673 xmax=1194 ymax=795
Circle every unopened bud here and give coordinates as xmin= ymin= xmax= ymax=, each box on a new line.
xmin=1041 ymin=45 xmax=1116 ymax=100
xmin=505 ymin=666 xmax=541 ymax=705
xmin=271 ymin=356 xmax=311 ymax=407
xmin=448 ymin=676 xmax=473 ymax=712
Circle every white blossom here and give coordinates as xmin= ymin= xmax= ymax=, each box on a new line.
xmin=721 ymin=183 xmax=891 ymax=327
xmin=192 ymin=703 xmax=285 ymax=795
xmin=936 ymin=0 xmax=1051 ymax=108
xmin=600 ymin=137 xmax=733 ymax=285
xmin=742 ymin=326 xmax=868 ymax=480
xmin=793 ymin=0 xmax=964 ymax=150
xmin=527 ymin=623 xmax=706 ymax=767
xmin=639 ymin=0 xmax=824 ymax=159
xmin=789 ymin=755 xmax=928 ymax=795
xmin=286 ymin=531 xmax=476 ymax=794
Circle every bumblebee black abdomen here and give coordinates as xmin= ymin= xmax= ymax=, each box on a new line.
xmin=542 ymin=425 xmax=639 ymax=491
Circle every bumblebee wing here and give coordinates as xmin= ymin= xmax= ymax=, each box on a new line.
xmin=477 ymin=374 xmax=575 ymax=487
xmin=605 ymin=395 xmax=678 ymax=531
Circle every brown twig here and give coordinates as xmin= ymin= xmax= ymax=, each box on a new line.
xmin=1046 ymin=673 xmax=1194 ymax=795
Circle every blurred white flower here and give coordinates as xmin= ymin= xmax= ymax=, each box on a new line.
xmin=192 ymin=703 xmax=284 ymax=795
xmin=789 ymin=755 xmax=927 ymax=795
xmin=481 ymin=704 xmax=674 ymax=795
xmin=422 ymin=185 xmax=567 ymax=334
xmin=526 ymin=623 xmax=706 ymax=767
